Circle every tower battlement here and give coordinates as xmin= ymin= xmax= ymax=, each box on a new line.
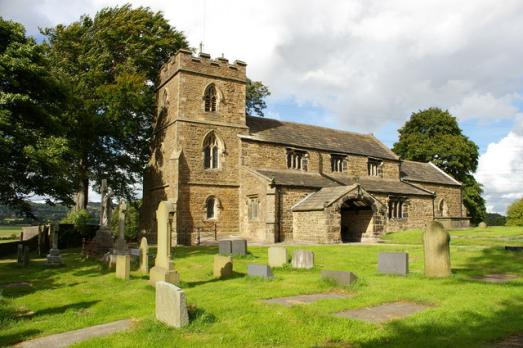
xmin=159 ymin=49 xmax=247 ymax=87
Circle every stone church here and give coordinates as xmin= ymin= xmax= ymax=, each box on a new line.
xmin=141 ymin=49 xmax=469 ymax=245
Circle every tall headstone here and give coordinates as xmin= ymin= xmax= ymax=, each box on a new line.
xmin=423 ymin=221 xmax=451 ymax=277
xmin=114 ymin=199 xmax=129 ymax=254
xmin=46 ymin=224 xmax=63 ymax=266
xmin=86 ymin=179 xmax=114 ymax=258
xmin=268 ymin=247 xmax=288 ymax=267
xmin=291 ymin=250 xmax=314 ymax=269
xmin=139 ymin=237 xmax=150 ymax=274
xmin=149 ymin=201 xmax=179 ymax=287
xmin=155 ymin=281 xmax=189 ymax=328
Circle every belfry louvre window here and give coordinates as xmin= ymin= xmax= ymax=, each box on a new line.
xmin=204 ymin=84 xmax=217 ymax=112
xmin=331 ymin=155 xmax=347 ymax=172
xmin=368 ymin=159 xmax=382 ymax=176
xmin=388 ymin=198 xmax=406 ymax=219
xmin=287 ymin=149 xmax=308 ymax=171
xmin=247 ymin=196 xmax=259 ymax=220
xmin=203 ymin=133 xmax=220 ymax=169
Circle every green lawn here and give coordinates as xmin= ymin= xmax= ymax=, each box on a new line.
xmin=0 ymin=225 xmax=22 ymax=243
xmin=0 ymin=227 xmax=522 ymax=347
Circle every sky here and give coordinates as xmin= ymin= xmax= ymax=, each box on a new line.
xmin=2 ymin=0 xmax=522 ymax=213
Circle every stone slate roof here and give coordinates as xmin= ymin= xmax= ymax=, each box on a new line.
xmin=292 ymin=185 xmax=359 ymax=211
xmin=401 ymin=160 xmax=461 ymax=186
xmin=244 ymin=116 xmax=399 ymax=161
xmin=331 ymin=176 xmax=433 ymax=196
xmin=255 ymin=169 xmax=339 ymax=188
xmin=253 ymin=169 xmax=433 ymax=196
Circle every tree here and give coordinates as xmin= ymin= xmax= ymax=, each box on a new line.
xmin=111 ymin=200 xmax=141 ymax=240
xmin=246 ymin=78 xmax=270 ymax=116
xmin=484 ymin=212 xmax=506 ymax=226
xmin=0 ymin=18 xmax=73 ymax=216
xmin=392 ymin=107 xmax=486 ymax=224
xmin=506 ymin=198 xmax=523 ymax=226
xmin=42 ymin=5 xmax=189 ymax=210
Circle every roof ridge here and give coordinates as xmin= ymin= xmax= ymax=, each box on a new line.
xmin=428 ymin=162 xmax=462 ymax=186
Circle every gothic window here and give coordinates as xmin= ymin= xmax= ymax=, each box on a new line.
xmin=247 ymin=196 xmax=259 ymax=220
xmin=203 ymin=132 xmax=221 ymax=169
xmin=438 ymin=199 xmax=449 ymax=217
xmin=287 ymin=149 xmax=308 ymax=171
xmin=206 ymin=196 xmax=218 ymax=220
xmin=204 ymin=84 xmax=217 ymax=112
xmin=368 ymin=159 xmax=382 ymax=177
xmin=331 ymin=154 xmax=347 ymax=172
xmin=388 ymin=197 xmax=406 ymax=219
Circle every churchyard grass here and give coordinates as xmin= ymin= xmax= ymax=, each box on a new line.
xmin=0 ymin=225 xmax=22 ymax=243
xmin=0 ymin=227 xmax=522 ymax=347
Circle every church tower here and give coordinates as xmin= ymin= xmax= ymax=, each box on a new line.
xmin=141 ymin=49 xmax=248 ymax=245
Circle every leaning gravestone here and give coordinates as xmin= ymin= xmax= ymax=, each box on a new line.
xmin=139 ymin=237 xmax=150 ymax=274
xmin=231 ymin=239 xmax=247 ymax=256
xmin=155 ymin=281 xmax=189 ymax=328
xmin=423 ymin=221 xmax=451 ymax=277
xmin=378 ymin=252 xmax=408 ymax=276
xmin=46 ymin=224 xmax=63 ymax=266
xmin=149 ymin=201 xmax=179 ymax=287
xmin=218 ymin=240 xmax=232 ymax=255
xmin=213 ymin=255 xmax=233 ymax=278
xmin=268 ymin=246 xmax=288 ymax=267
xmin=248 ymin=264 xmax=273 ymax=279
xmin=321 ymin=270 xmax=358 ymax=286
xmin=291 ymin=250 xmax=314 ymax=269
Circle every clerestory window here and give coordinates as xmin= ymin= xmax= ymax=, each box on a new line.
xmin=331 ymin=154 xmax=347 ymax=172
xmin=368 ymin=159 xmax=382 ymax=177
xmin=287 ymin=149 xmax=308 ymax=171
xmin=204 ymin=84 xmax=217 ymax=112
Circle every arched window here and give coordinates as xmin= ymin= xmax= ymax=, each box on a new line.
xmin=203 ymin=132 xmax=221 ymax=169
xmin=438 ymin=199 xmax=449 ymax=217
xmin=205 ymin=196 xmax=219 ymax=220
xmin=204 ymin=84 xmax=217 ymax=112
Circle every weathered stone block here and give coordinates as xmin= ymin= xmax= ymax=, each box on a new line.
xmin=247 ymin=264 xmax=273 ymax=279
xmin=213 ymin=255 xmax=233 ymax=278
xmin=116 ymin=254 xmax=130 ymax=280
xmin=423 ymin=221 xmax=451 ymax=277
xmin=291 ymin=250 xmax=314 ymax=269
xmin=268 ymin=246 xmax=288 ymax=267
xmin=478 ymin=222 xmax=487 ymax=228
xmin=321 ymin=270 xmax=357 ymax=286
xmin=155 ymin=281 xmax=189 ymax=328
xmin=231 ymin=239 xmax=247 ymax=256
xmin=218 ymin=240 xmax=232 ymax=255
xmin=378 ymin=252 xmax=409 ymax=276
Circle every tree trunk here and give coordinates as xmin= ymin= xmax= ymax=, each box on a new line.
xmin=74 ymin=158 xmax=89 ymax=211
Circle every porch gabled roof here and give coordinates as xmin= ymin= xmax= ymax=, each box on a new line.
xmin=292 ymin=185 xmax=361 ymax=212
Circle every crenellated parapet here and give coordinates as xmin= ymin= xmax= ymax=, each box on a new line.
xmin=159 ymin=49 xmax=247 ymax=87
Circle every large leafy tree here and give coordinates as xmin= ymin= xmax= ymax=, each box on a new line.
xmin=43 ymin=5 xmax=189 ymax=210
xmin=392 ymin=107 xmax=486 ymax=224
xmin=506 ymin=198 xmax=523 ymax=226
xmin=0 ymin=18 xmax=73 ymax=216
xmin=246 ymin=78 xmax=270 ymax=116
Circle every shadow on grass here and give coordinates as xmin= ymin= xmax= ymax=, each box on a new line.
xmin=32 ymin=300 xmax=100 ymax=318
xmin=174 ymin=246 xmax=218 ymax=259
xmin=0 ymin=329 xmax=41 ymax=347
xmin=454 ymin=247 xmax=523 ymax=281
xmin=182 ymin=271 xmax=245 ymax=288
xmin=356 ymin=296 xmax=523 ymax=348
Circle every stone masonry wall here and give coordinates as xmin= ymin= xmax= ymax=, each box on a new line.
xmin=376 ymin=193 xmax=435 ymax=233
xmin=239 ymin=169 xmax=270 ymax=242
xmin=278 ymin=187 xmax=316 ymax=242
xmin=292 ymin=210 xmax=329 ymax=243
xmin=411 ymin=182 xmax=463 ymax=218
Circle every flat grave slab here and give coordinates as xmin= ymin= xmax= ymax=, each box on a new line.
xmin=264 ymin=293 xmax=351 ymax=307
xmin=335 ymin=302 xmax=429 ymax=323
xmin=494 ymin=331 xmax=523 ymax=348
xmin=0 ymin=281 xmax=32 ymax=288
xmin=472 ymin=274 xmax=519 ymax=283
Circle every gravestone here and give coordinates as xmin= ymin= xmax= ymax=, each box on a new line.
xmin=139 ymin=237 xmax=150 ymax=274
xmin=114 ymin=199 xmax=129 ymax=255
xmin=149 ymin=201 xmax=179 ymax=287
xmin=17 ymin=244 xmax=24 ymax=264
xmin=218 ymin=240 xmax=232 ymax=255
xmin=46 ymin=224 xmax=63 ymax=266
xmin=22 ymin=245 xmax=30 ymax=266
xmin=321 ymin=270 xmax=357 ymax=286
xmin=155 ymin=281 xmax=189 ymax=328
xmin=247 ymin=264 xmax=273 ymax=279
xmin=231 ymin=239 xmax=247 ymax=256
xmin=268 ymin=246 xmax=288 ymax=267
xmin=116 ymin=255 xmax=130 ymax=280
xmin=378 ymin=252 xmax=408 ymax=276
xmin=37 ymin=225 xmax=49 ymax=257
xmin=291 ymin=250 xmax=314 ymax=269
xmin=213 ymin=255 xmax=233 ymax=278
xmin=423 ymin=221 xmax=451 ymax=277
xmin=478 ymin=222 xmax=487 ymax=228
xmin=86 ymin=179 xmax=114 ymax=258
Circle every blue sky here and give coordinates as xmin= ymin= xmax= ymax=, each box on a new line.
xmin=2 ymin=0 xmax=523 ymax=213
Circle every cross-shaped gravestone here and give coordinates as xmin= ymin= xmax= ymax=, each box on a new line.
xmin=114 ymin=199 xmax=128 ymax=255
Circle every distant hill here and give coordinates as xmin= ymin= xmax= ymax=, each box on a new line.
xmin=484 ymin=213 xmax=506 ymax=226
xmin=0 ymin=202 xmax=100 ymax=225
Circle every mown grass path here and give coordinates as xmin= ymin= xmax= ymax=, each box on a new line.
xmin=1 ymin=227 xmax=522 ymax=347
